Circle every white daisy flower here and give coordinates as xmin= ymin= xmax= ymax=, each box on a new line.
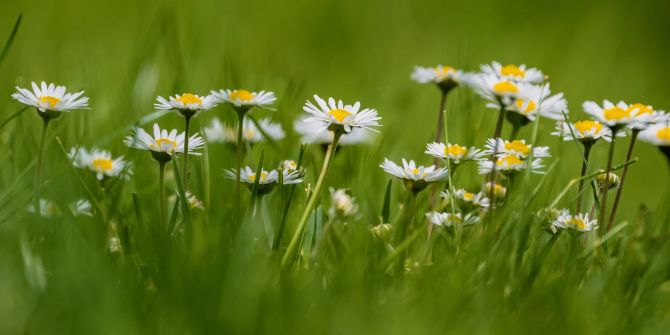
xmin=425 ymin=142 xmax=485 ymax=163
xmin=639 ymin=122 xmax=670 ymax=147
xmin=225 ymin=166 xmax=302 ymax=194
xmin=550 ymin=209 xmax=598 ymax=233
xmin=484 ymin=182 xmax=507 ymax=200
xmin=293 ymin=117 xmax=372 ymax=145
xmin=441 ymin=189 xmax=490 ymax=209
xmin=124 ymin=123 xmax=205 ymax=160
xmin=483 ymin=138 xmax=550 ymax=159
xmin=12 ymin=81 xmax=89 ymax=114
xmin=68 ymin=147 xmax=132 ymax=180
xmin=380 ymin=158 xmax=449 ymax=193
xmin=491 ymin=84 xmax=567 ymax=122
xmin=411 ymin=65 xmax=464 ymax=90
xmin=154 ymin=93 xmax=217 ymax=114
xmin=426 ymin=211 xmax=479 ymax=227
xmin=480 ymin=61 xmax=544 ymax=84
xmin=551 ymin=120 xmax=614 ymax=143
xmin=204 ymin=117 xmax=285 ymax=143
xmin=27 ymin=199 xmax=60 ymax=218
xmin=211 ymin=89 xmax=276 ymax=110
xmin=302 ymin=95 xmax=381 ymax=134
xmin=465 ymin=73 xmax=535 ymax=107
xmin=582 ymin=100 xmax=652 ymax=129
xmin=328 ymin=187 xmax=359 ymax=220
xmin=69 ymin=199 xmax=93 ymax=217
xmin=478 ymin=154 xmax=544 ymax=175
xmin=282 ymin=160 xmax=298 ymax=171
xmin=184 ymin=192 xmax=204 ymax=210
xmin=625 ymin=103 xmax=665 ymax=130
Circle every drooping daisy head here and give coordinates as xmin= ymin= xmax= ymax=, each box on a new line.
xmin=204 ymin=117 xmax=285 ymax=144
xmin=411 ymin=65 xmax=464 ymax=91
xmin=552 ymin=120 xmax=613 ymax=143
xmin=380 ymin=158 xmax=449 ymax=193
xmin=425 ymin=142 xmax=486 ymax=164
xmin=441 ymin=189 xmax=490 ymax=210
xmin=478 ymin=154 xmax=544 ymax=175
xmin=550 ymin=209 xmax=597 ymax=233
xmin=293 ymin=117 xmax=373 ymax=145
xmin=211 ymin=89 xmax=276 ymax=111
xmin=481 ymin=61 xmax=544 ymax=84
xmin=12 ymin=81 xmax=89 ymax=117
xmin=68 ymin=147 xmax=132 ymax=181
xmin=426 ymin=211 xmax=479 ymax=227
xmin=302 ymin=95 xmax=381 ymax=135
xmin=582 ymin=100 xmax=650 ymax=129
xmin=124 ymin=123 xmax=205 ymax=162
xmin=154 ymin=93 xmax=217 ymax=116
xmin=639 ymin=122 xmax=670 ymax=147
xmin=484 ymin=138 xmax=550 ymax=159
xmin=328 ymin=187 xmax=359 ymax=220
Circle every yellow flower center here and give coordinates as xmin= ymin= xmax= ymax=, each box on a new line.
xmin=603 ymin=107 xmax=630 ymax=121
xmin=229 ymin=89 xmax=255 ymax=101
xmin=574 ymin=120 xmax=602 ymax=135
xmin=244 ymin=129 xmax=256 ymax=140
xmin=249 ymin=171 xmax=268 ymax=183
xmin=504 ymin=140 xmax=530 ymax=155
xmin=500 ymin=64 xmax=525 ymax=78
xmin=656 ymin=127 xmax=670 ymax=141
xmin=445 ymin=144 xmax=468 ymax=157
xmin=153 ymin=138 xmax=178 ymax=152
xmin=515 ymin=99 xmax=537 ymax=114
xmin=328 ymin=108 xmax=352 ymax=123
xmin=92 ymin=158 xmax=113 ymax=172
xmin=411 ymin=168 xmax=420 ymax=175
xmin=463 ymin=192 xmax=474 ymax=201
xmin=493 ymin=81 xmax=519 ymax=94
xmin=39 ymin=96 xmax=60 ymax=106
xmin=285 ymin=160 xmax=297 ymax=170
xmin=434 ymin=66 xmax=454 ymax=77
xmin=496 ymin=155 xmax=523 ymax=167
xmin=628 ymin=103 xmax=653 ymax=116
xmin=568 ymin=218 xmax=586 ymax=230
xmin=176 ymin=93 xmax=202 ymax=105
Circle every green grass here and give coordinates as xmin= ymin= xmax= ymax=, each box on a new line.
xmin=2 ymin=0 xmax=670 ymax=333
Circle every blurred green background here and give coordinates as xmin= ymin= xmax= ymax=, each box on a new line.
xmin=2 ymin=0 xmax=670 ymax=333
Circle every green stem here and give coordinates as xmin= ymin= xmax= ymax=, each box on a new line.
xmin=235 ymin=111 xmax=245 ymax=216
xmin=599 ymin=132 xmax=617 ymax=235
xmin=34 ymin=117 xmax=50 ymax=213
xmin=158 ymin=161 xmax=167 ymax=234
xmin=487 ymin=103 xmax=507 ymax=217
xmin=608 ymin=129 xmax=639 ymax=230
xmin=182 ymin=114 xmax=191 ymax=191
xmin=396 ymin=192 xmax=417 ymax=271
xmin=576 ymin=143 xmax=592 ymax=213
xmin=432 ymin=91 xmax=448 ymax=166
xmin=510 ymin=123 xmax=521 ymax=140
xmin=281 ymin=132 xmax=342 ymax=267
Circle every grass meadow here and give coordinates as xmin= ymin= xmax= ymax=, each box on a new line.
xmin=2 ymin=0 xmax=670 ymax=333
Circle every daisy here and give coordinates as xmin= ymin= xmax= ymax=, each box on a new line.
xmin=582 ymin=100 xmax=651 ymax=130
xmin=465 ymin=73 xmax=535 ymax=107
xmin=204 ymin=117 xmax=285 ymax=143
xmin=411 ymin=65 xmax=464 ymax=91
xmin=294 ymin=117 xmax=372 ymax=145
xmin=328 ymin=187 xmax=359 ymax=220
xmin=302 ymin=95 xmax=381 ymax=134
xmin=639 ymin=122 xmax=670 ymax=147
xmin=483 ymin=138 xmax=550 ymax=159
xmin=12 ymin=81 xmax=89 ymax=116
xmin=380 ymin=158 xmax=449 ymax=193
xmin=478 ymin=154 xmax=544 ymax=175
xmin=441 ymin=189 xmax=490 ymax=209
xmin=425 ymin=211 xmax=479 ymax=227
xmin=496 ymin=84 xmax=567 ymax=122
xmin=484 ymin=182 xmax=507 ymax=200
xmin=480 ymin=61 xmax=544 ymax=84
xmin=225 ymin=166 xmax=302 ymax=195
xmin=124 ymin=123 xmax=205 ymax=162
xmin=551 ymin=120 xmax=614 ymax=143
xmin=69 ymin=199 xmax=93 ymax=217
xmin=68 ymin=147 xmax=132 ymax=181
xmin=184 ymin=192 xmax=204 ymax=210
xmin=211 ymin=89 xmax=276 ymax=111
xmin=282 ymin=160 xmax=298 ymax=171
xmin=154 ymin=93 xmax=217 ymax=115
xmin=27 ymin=199 xmax=60 ymax=218
xmin=425 ymin=142 xmax=486 ymax=163
xmin=550 ymin=209 xmax=597 ymax=233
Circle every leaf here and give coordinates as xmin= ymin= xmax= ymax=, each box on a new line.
xmin=381 ymin=179 xmax=392 ymax=223
xmin=0 ymin=13 xmax=22 ymax=64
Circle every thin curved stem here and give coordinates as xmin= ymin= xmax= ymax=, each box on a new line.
xmin=608 ymin=130 xmax=638 ymax=230
xmin=432 ymin=91 xmax=448 ymax=167
xmin=158 ymin=161 xmax=167 ymax=234
xmin=182 ymin=114 xmax=191 ymax=191
xmin=599 ymin=133 xmax=617 ymax=235
xmin=281 ymin=132 xmax=342 ymax=267
xmin=235 ymin=111 xmax=245 ymax=216
xmin=34 ymin=117 xmax=50 ymax=213
xmin=576 ymin=143 xmax=592 ymax=213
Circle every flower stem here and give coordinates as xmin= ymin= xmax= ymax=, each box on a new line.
xmin=235 ymin=110 xmax=245 ymax=216
xmin=281 ymin=132 xmax=342 ymax=267
xmin=158 ymin=161 xmax=167 ymax=234
xmin=34 ymin=117 xmax=51 ymax=213
xmin=607 ymin=129 xmax=639 ymax=230
xmin=487 ymin=103 xmax=507 ymax=213
xmin=182 ymin=114 xmax=192 ymax=191
xmin=576 ymin=143 xmax=593 ymax=213
xmin=432 ymin=90 xmax=448 ymax=167
xmin=599 ymin=132 xmax=617 ymax=235
xmin=395 ymin=192 xmax=417 ymax=271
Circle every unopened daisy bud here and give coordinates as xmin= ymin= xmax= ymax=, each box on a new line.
xmin=328 ymin=188 xmax=359 ymax=220
xmin=371 ymin=223 xmax=393 ymax=241
xmin=596 ymin=170 xmax=620 ymax=190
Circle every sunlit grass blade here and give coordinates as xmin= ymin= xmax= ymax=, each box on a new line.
xmin=0 ymin=13 xmax=22 ymax=64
